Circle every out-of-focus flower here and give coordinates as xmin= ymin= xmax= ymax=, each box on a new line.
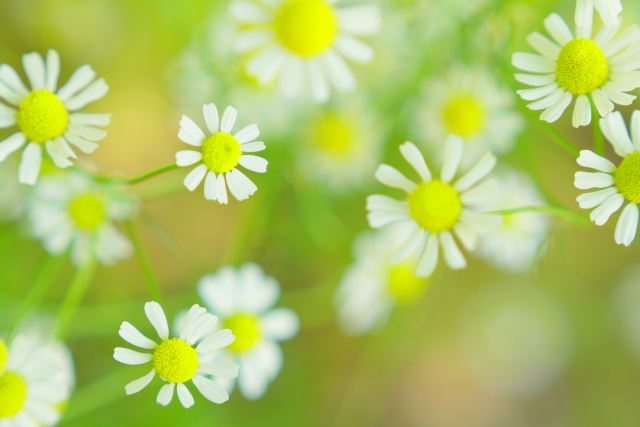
xmin=0 ymin=49 xmax=109 ymax=184
xmin=197 ymin=263 xmax=299 ymax=400
xmin=335 ymin=226 xmax=429 ymax=335
xmin=611 ymin=265 xmax=640 ymax=358
xmin=414 ymin=64 xmax=524 ymax=164
xmin=27 ymin=172 xmax=136 ymax=267
xmin=114 ymin=302 xmax=239 ymax=408
xmin=0 ymin=158 xmax=28 ymax=223
xmin=512 ymin=7 xmax=640 ymax=127
xmin=229 ymin=0 xmax=382 ymax=103
xmin=574 ymin=111 xmax=640 ymax=246
xmin=176 ymin=103 xmax=267 ymax=204
xmin=366 ymin=138 xmax=502 ymax=277
xmin=0 ymin=335 xmax=75 ymax=425
xmin=477 ymin=168 xmax=549 ymax=274
xmin=576 ymin=0 xmax=622 ymax=28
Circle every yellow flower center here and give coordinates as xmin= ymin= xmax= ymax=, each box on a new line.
xmin=312 ymin=113 xmax=353 ymax=156
xmin=408 ymin=180 xmax=462 ymax=232
xmin=202 ymin=132 xmax=242 ymax=174
xmin=68 ymin=193 xmax=106 ymax=231
xmin=17 ymin=90 xmax=69 ymax=143
xmin=153 ymin=338 xmax=199 ymax=384
xmin=224 ymin=314 xmax=261 ymax=353
xmin=0 ymin=372 xmax=28 ymax=419
xmin=442 ymin=95 xmax=485 ymax=137
xmin=615 ymin=151 xmax=640 ymax=203
xmin=276 ymin=0 xmax=338 ymax=57
xmin=0 ymin=340 xmax=7 ymax=376
xmin=556 ymin=38 xmax=609 ymax=95
xmin=386 ymin=263 xmax=429 ymax=305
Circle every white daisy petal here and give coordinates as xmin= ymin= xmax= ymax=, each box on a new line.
xmin=69 ymin=113 xmax=111 ymax=126
xmin=157 ymin=383 xmax=175 ymax=406
xmin=575 ymin=0 xmax=594 ymax=28
xmin=144 ymin=301 xmax=170 ymax=341
xmin=18 ymin=142 xmax=42 ymax=185
xmin=577 ymin=187 xmax=618 ymax=209
xmin=65 ymin=131 xmax=99 ymax=154
xmin=615 ymin=203 xmax=639 ymax=246
xmin=572 ymin=94 xmax=592 ymax=127
xmin=261 ymin=308 xmax=300 ymax=341
xmin=229 ymin=0 xmax=272 ymax=23
xmin=216 ymin=173 xmax=228 ymax=204
xmin=238 ymin=154 xmax=268 ymax=173
xmin=0 ymin=103 xmax=16 ymax=128
xmin=574 ymin=171 xmax=615 ymax=189
xmin=220 ymin=106 xmax=238 ymax=133
xmin=337 ymin=5 xmax=382 ymax=36
xmin=439 ymin=231 xmax=467 ymax=270
xmin=179 ymin=115 xmax=206 ymax=146
xmin=375 ymin=164 xmax=417 ymax=193
xmin=0 ymin=64 xmax=29 ymax=97
xmin=591 ymin=88 xmax=614 ymax=118
xmin=186 ymin=313 xmax=219 ymax=345
xmin=415 ymin=233 xmax=439 ymax=278
xmin=454 ymin=222 xmax=479 ymax=251
xmin=399 ymin=141 xmax=431 ymax=182
xmin=527 ymin=88 xmax=565 ymax=110
xmin=198 ymin=362 xmax=240 ymax=379
xmin=367 ymin=211 xmax=411 ymax=228
xmin=577 ymin=150 xmax=616 ymax=172
xmin=240 ymin=141 xmax=266 ymax=152
xmin=389 ymin=227 xmax=425 ymax=265
xmin=335 ymin=34 xmax=374 ymax=63
xmin=308 ymin=60 xmax=330 ymax=103
xmin=64 ymin=78 xmax=109 ymax=111
xmin=192 ymin=375 xmax=230 ymax=404
xmin=125 ymin=369 xmax=156 ymax=395
xmin=184 ymin=164 xmax=208 ymax=191
xmin=119 ymin=321 xmax=157 ymax=349
xmin=440 ymin=135 xmax=464 ymax=183
xmin=366 ymin=194 xmax=408 ymax=214
xmin=226 ymin=170 xmax=248 ymax=201
xmin=204 ymin=171 xmax=217 ymax=201
xmin=113 ymin=348 xmax=153 ymax=365
xmin=590 ymin=193 xmax=624 ymax=225
xmin=544 ymin=13 xmax=574 ymax=45
xmin=454 ymin=152 xmax=496 ymax=192
xmin=23 ymin=52 xmax=46 ymax=90
xmin=45 ymin=49 xmax=61 ymax=92
xmin=515 ymin=73 xmax=557 ymax=87
xmin=460 ymin=179 xmax=499 ymax=206
xmin=180 ymin=304 xmax=208 ymax=341
xmin=517 ymin=82 xmax=559 ymax=101
xmin=631 ymin=110 xmax=640 ymax=151
xmin=177 ymin=383 xmax=195 ymax=409
xmin=45 ymin=140 xmax=73 ymax=169
xmin=0 ymin=79 xmax=23 ymax=105
xmin=527 ymin=32 xmax=561 ymax=59
xmin=540 ymin=91 xmax=573 ymax=123
xmin=321 ymin=50 xmax=356 ymax=93
xmin=56 ymin=65 xmax=96 ymax=101
xmin=235 ymin=29 xmax=274 ymax=53
xmin=176 ymin=150 xmax=202 ymax=167
xmin=0 ymin=132 xmax=26 ymax=162
xmin=203 ymin=103 xmax=219 ymax=134
xmin=600 ymin=111 xmax=635 ymax=156
xmin=231 ymin=168 xmax=258 ymax=197
xmin=460 ymin=210 xmax=503 ymax=233
xmin=279 ymin=57 xmax=305 ymax=98
xmin=512 ymin=52 xmax=556 ymax=73
xmin=196 ymin=329 xmax=236 ymax=354
xmin=235 ymin=124 xmax=260 ymax=144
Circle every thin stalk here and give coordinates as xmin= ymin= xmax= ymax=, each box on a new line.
xmin=537 ymin=119 xmax=581 ymax=157
xmin=5 ymin=255 xmax=66 ymax=341
xmin=589 ymin=95 xmax=605 ymax=156
xmin=83 ymin=164 xmax=180 ymax=186
xmin=57 ymin=257 xmax=98 ymax=340
xmin=125 ymin=220 xmax=163 ymax=303
xmin=491 ymin=205 xmax=590 ymax=226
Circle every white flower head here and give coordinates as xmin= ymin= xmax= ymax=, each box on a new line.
xmin=114 ymin=302 xmax=239 ymax=408
xmin=574 ymin=111 xmax=640 ymax=246
xmin=28 ymin=172 xmax=137 ymax=267
xmin=366 ymin=137 xmax=503 ymax=278
xmin=576 ymin=0 xmax=623 ymax=28
xmin=0 ymin=335 xmax=75 ymax=425
xmin=176 ymin=103 xmax=268 ymax=204
xmin=0 ymin=49 xmax=110 ymax=185
xmin=230 ymin=0 xmax=382 ymax=103
xmin=513 ymin=6 xmax=640 ymax=127
xmin=196 ymin=263 xmax=299 ymax=400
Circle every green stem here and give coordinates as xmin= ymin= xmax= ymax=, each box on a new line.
xmin=491 ymin=206 xmax=590 ymax=226
xmin=589 ymin=95 xmax=605 ymax=156
xmin=537 ymin=119 xmax=581 ymax=157
xmin=83 ymin=164 xmax=180 ymax=186
xmin=57 ymin=256 xmax=98 ymax=340
xmin=125 ymin=220 xmax=163 ymax=303
xmin=5 ymin=255 xmax=66 ymax=341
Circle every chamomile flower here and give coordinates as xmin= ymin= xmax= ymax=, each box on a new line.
xmin=335 ymin=226 xmax=429 ymax=335
xmin=28 ymin=173 xmax=136 ymax=267
xmin=0 ymin=335 xmax=75 ymax=426
xmin=574 ymin=111 xmax=640 ymax=246
xmin=414 ymin=65 xmax=524 ymax=163
xmin=0 ymin=49 xmax=109 ymax=185
xmin=114 ymin=302 xmax=239 ymax=408
xmin=576 ymin=0 xmax=622 ymax=28
xmin=229 ymin=0 xmax=382 ymax=103
xmin=176 ymin=103 xmax=268 ymax=204
xmin=197 ymin=263 xmax=299 ymax=400
xmin=477 ymin=169 xmax=550 ymax=274
xmin=366 ymin=137 xmax=502 ymax=277
xmin=513 ymin=7 xmax=640 ymax=127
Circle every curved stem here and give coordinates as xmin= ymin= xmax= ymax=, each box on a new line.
xmin=84 ymin=164 xmax=180 ymax=186
xmin=490 ymin=205 xmax=590 ymax=225
xmin=57 ymin=256 xmax=98 ymax=340
xmin=125 ymin=220 xmax=163 ymax=304
xmin=537 ymin=120 xmax=581 ymax=157
xmin=5 ymin=255 xmax=66 ymax=341
xmin=589 ymin=95 xmax=605 ymax=156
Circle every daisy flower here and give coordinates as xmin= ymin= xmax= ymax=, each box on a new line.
xmin=0 ymin=335 xmax=75 ymax=426
xmin=114 ymin=302 xmax=239 ymax=408
xmin=366 ymin=137 xmax=502 ymax=278
xmin=414 ymin=65 xmax=524 ymax=163
xmin=196 ymin=263 xmax=299 ymax=400
xmin=176 ymin=103 xmax=268 ymax=204
xmin=574 ymin=111 xmax=640 ymax=246
xmin=512 ymin=6 xmax=640 ymax=127
xmin=477 ymin=169 xmax=550 ymax=274
xmin=229 ymin=0 xmax=382 ymax=103
xmin=0 ymin=49 xmax=109 ymax=185
xmin=335 ymin=226 xmax=430 ymax=335
xmin=576 ymin=0 xmax=622 ymax=28
xmin=28 ymin=173 xmax=136 ymax=267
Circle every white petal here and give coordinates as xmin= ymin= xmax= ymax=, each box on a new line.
xmin=337 ymin=5 xmax=382 ymax=36
xmin=69 ymin=113 xmax=111 ymax=126
xmin=544 ymin=13 xmax=574 ymax=45
xmin=119 ymin=321 xmax=157 ymax=349
xmin=527 ymin=88 xmax=565 ymax=110
xmin=540 ymin=91 xmax=572 ymax=123
xmin=577 ymin=187 xmax=618 ymax=209
xmin=308 ymin=60 xmax=330 ymax=103
xmin=0 ymin=101 xmax=16 ymax=128
xmin=279 ymin=57 xmax=304 ymax=98
xmin=335 ymin=35 xmax=374 ymax=63
xmin=226 ymin=170 xmax=247 ymax=201
xmin=216 ymin=173 xmax=228 ymax=204
xmin=375 ymin=164 xmax=417 ymax=193
xmin=321 ymin=50 xmax=356 ymax=93
xmin=56 ymin=65 xmax=96 ymax=101
xmin=389 ymin=227 xmax=425 ymax=265
xmin=631 ymin=110 xmax=640 ymax=151
xmin=186 ymin=313 xmax=218 ymax=345
xmin=440 ymin=135 xmax=464 ymax=183
xmin=231 ymin=168 xmax=258 ymax=197
xmin=192 ymin=375 xmax=230 ymax=404
xmin=460 ymin=210 xmax=503 ymax=233
xmin=511 ymin=52 xmax=556 ymax=73
xmin=235 ymin=124 xmax=260 ymax=144
xmin=577 ymin=150 xmax=616 ymax=172
xmin=590 ymin=193 xmax=624 ymax=225
xmin=575 ymin=0 xmax=594 ymax=28
xmin=367 ymin=211 xmax=411 ymax=228
xmin=453 ymin=222 xmax=479 ymax=251
xmin=198 ymin=362 xmax=240 ymax=379
xmin=600 ymin=111 xmax=635 ymax=156
xmin=454 ymin=152 xmax=496 ymax=192
xmin=235 ymin=29 xmax=273 ymax=53
xmin=591 ymin=88 xmax=614 ymax=117
xmin=45 ymin=140 xmax=73 ymax=168
xmin=366 ymin=194 xmax=408 ymax=214
xmin=23 ymin=52 xmax=46 ymax=90
xmin=238 ymin=154 xmax=268 ymax=173
xmin=177 ymin=383 xmax=195 ymax=408
xmin=45 ymin=49 xmax=60 ymax=92
xmin=229 ymin=0 xmax=272 ymax=23
xmin=176 ymin=150 xmax=202 ymax=167
xmin=574 ymin=171 xmax=615 ymax=189
xmin=197 ymin=329 xmax=236 ymax=354
xmin=415 ymin=233 xmax=439 ymax=278
xmin=0 ymin=64 xmax=29 ymax=97
xmin=515 ymin=73 xmax=557 ymax=87
xmin=517 ymin=82 xmax=559 ymax=101
xmin=400 ymin=141 xmax=431 ymax=182
xmin=203 ymin=103 xmax=219 ymax=134
xmin=527 ymin=31 xmax=561 ymax=59
xmin=179 ymin=304 xmax=207 ymax=341
xmin=241 ymin=141 xmax=266 ymax=152
xmin=0 ymin=132 xmax=26 ymax=162
xmin=179 ymin=115 xmax=206 ymax=146
xmin=184 ymin=164 xmax=208 ymax=191
xmin=461 ymin=179 xmax=499 ymax=206
xmin=125 ymin=369 xmax=156 ymax=395
xmin=64 ymin=78 xmax=109 ymax=111
xmin=113 ymin=348 xmax=152 ymax=365
xmin=261 ymin=308 xmax=300 ymax=341
xmin=18 ymin=142 xmax=42 ymax=185
xmin=615 ymin=203 xmax=639 ymax=246
xmin=220 ymin=106 xmax=237 ymax=133
xmin=65 ymin=130 xmax=98 ymax=154
xmin=145 ymin=301 xmax=169 ymax=340
xmin=439 ymin=231 xmax=467 ymax=270
xmin=204 ymin=171 xmax=217 ymax=200
xmin=572 ymin=94 xmax=592 ymax=127
xmin=157 ymin=384 xmax=175 ymax=406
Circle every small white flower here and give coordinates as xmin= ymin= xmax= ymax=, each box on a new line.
xmin=0 ymin=49 xmax=110 ymax=185
xmin=196 ymin=263 xmax=299 ymax=400
xmin=0 ymin=335 xmax=75 ymax=425
xmin=28 ymin=173 xmax=136 ymax=267
xmin=513 ymin=5 xmax=640 ymax=127
xmin=335 ymin=225 xmax=429 ymax=335
xmin=574 ymin=111 xmax=640 ymax=246
xmin=366 ymin=137 xmax=502 ymax=278
xmin=114 ymin=302 xmax=239 ymax=408
xmin=477 ymin=169 xmax=550 ymax=274
xmin=230 ymin=0 xmax=382 ymax=103
xmin=576 ymin=0 xmax=622 ymax=28
xmin=176 ymin=103 xmax=268 ymax=204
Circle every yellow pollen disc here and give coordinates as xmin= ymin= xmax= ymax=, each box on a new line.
xmin=153 ymin=338 xmax=199 ymax=383
xmin=408 ymin=180 xmax=462 ymax=232
xmin=615 ymin=151 xmax=640 ymax=203
xmin=202 ymin=132 xmax=242 ymax=174
xmin=387 ymin=263 xmax=429 ymax=305
xmin=0 ymin=340 xmax=7 ymax=376
xmin=276 ymin=0 xmax=338 ymax=57
xmin=68 ymin=193 xmax=106 ymax=231
xmin=312 ymin=113 xmax=353 ymax=156
xmin=556 ymin=38 xmax=609 ymax=95
xmin=224 ymin=314 xmax=261 ymax=353
xmin=17 ymin=90 xmax=69 ymax=143
xmin=443 ymin=95 xmax=485 ymax=137
xmin=0 ymin=372 xmax=28 ymax=418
